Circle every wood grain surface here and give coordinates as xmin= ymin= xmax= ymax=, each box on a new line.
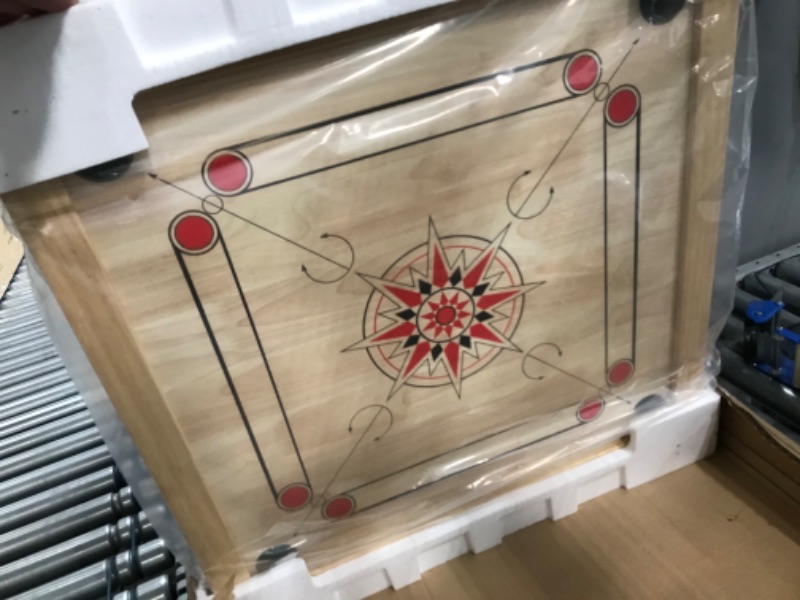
xmin=2 ymin=0 xmax=739 ymax=584
xmin=672 ymin=0 xmax=739 ymax=384
xmin=0 ymin=209 xmax=22 ymax=298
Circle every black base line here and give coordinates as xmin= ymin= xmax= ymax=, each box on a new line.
xmin=235 ymin=95 xmax=577 ymax=196
xmin=506 ymin=38 xmax=640 ymax=220
xmin=601 ymin=41 xmax=640 ymax=374
xmin=632 ymin=110 xmax=641 ymax=363
xmin=200 ymin=50 xmax=612 ymax=199
xmin=346 ymin=421 xmax=584 ymax=516
xmin=602 ymin=97 xmax=642 ymax=376
xmin=603 ymin=116 xmax=610 ymax=377
xmin=523 ymin=350 xmax=624 ymax=402
xmin=151 ymin=173 xmax=354 ymax=275
xmin=292 ymin=406 xmax=384 ymax=534
xmin=173 ymin=246 xmax=279 ymax=499
xmin=232 ymin=51 xmax=580 ymax=152
xmin=509 ymin=96 xmax=598 ymax=219
xmin=218 ymin=234 xmax=311 ymax=487
xmin=295 ymin=400 xmax=537 ymax=532
xmin=343 ymin=417 xmax=536 ymax=496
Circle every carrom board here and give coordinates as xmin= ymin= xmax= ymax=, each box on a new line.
xmin=3 ymin=0 xmax=738 ymax=588
xmin=0 ymin=215 xmax=23 ymax=300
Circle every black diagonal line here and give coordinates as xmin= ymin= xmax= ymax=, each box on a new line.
xmin=528 ymin=355 xmax=623 ymax=401
xmin=232 ymin=53 xmax=576 ymax=151
xmin=219 ymin=235 xmax=311 ymax=485
xmin=516 ymin=99 xmax=597 ymax=215
xmin=293 ymin=407 xmax=384 ymax=534
xmin=151 ymin=174 xmax=349 ymax=270
xmin=516 ymin=39 xmax=640 ymax=216
xmin=174 ymin=248 xmax=278 ymax=498
xmin=218 ymin=207 xmax=350 ymax=270
xmin=346 ymin=422 xmax=584 ymax=516
xmin=603 ymin=122 xmax=610 ymax=375
xmin=241 ymin=96 xmax=576 ymax=195
xmin=607 ymin=38 xmax=640 ymax=85
xmin=632 ymin=111 xmax=641 ymax=362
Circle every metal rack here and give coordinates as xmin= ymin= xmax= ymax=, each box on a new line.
xmin=0 ymin=261 xmax=186 ymax=600
xmin=719 ymin=253 xmax=800 ymax=436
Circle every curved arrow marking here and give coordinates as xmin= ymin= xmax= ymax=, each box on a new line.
xmin=301 ymin=233 xmax=355 ymax=284
xmin=348 ymin=404 xmax=394 ymax=442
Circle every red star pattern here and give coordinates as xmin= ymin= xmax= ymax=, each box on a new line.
xmin=346 ymin=220 xmax=542 ymax=398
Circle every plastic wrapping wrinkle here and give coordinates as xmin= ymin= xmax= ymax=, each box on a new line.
xmin=201 ymin=57 xmax=590 ymax=196
xmin=0 ymin=0 xmax=753 ymax=595
xmin=707 ymin=0 xmax=757 ymax=355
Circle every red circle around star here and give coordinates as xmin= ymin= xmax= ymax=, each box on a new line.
xmin=436 ymin=306 xmax=456 ymax=326
xmin=346 ymin=220 xmax=545 ymax=400
xmin=367 ymin=238 xmax=524 ymax=388
xmin=417 ymin=288 xmax=475 ymax=343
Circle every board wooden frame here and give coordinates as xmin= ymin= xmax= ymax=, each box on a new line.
xmin=2 ymin=0 xmax=739 ymax=590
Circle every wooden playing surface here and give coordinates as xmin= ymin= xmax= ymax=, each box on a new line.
xmin=0 ymin=212 xmax=22 ymax=299
xmin=2 ymin=0 xmax=738 ymax=588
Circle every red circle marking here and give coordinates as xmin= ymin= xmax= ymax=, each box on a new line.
xmin=606 ymin=88 xmax=639 ymax=126
xmin=566 ymin=54 xmax=600 ymax=93
xmin=578 ymin=398 xmax=604 ymax=423
xmin=374 ymin=245 xmax=520 ymax=381
xmin=206 ymin=152 xmax=249 ymax=193
xmin=607 ymin=359 xmax=634 ymax=386
xmin=174 ymin=215 xmax=216 ymax=252
xmin=436 ymin=306 xmax=457 ymax=326
xmin=277 ymin=484 xmax=311 ymax=511
xmin=323 ymin=495 xmax=355 ymax=519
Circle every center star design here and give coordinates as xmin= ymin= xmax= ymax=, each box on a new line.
xmin=346 ymin=220 xmax=542 ymax=398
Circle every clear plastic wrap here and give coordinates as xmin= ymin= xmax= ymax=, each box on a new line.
xmin=707 ymin=0 xmax=757 ymax=359
xmin=19 ymin=252 xmax=202 ymax=583
xmin=1 ymin=0 xmax=753 ymax=595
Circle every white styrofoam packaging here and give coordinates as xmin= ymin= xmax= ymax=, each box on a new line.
xmin=0 ymin=0 xmax=452 ymax=195
xmin=231 ymin=389 xmax=719 ymax=600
